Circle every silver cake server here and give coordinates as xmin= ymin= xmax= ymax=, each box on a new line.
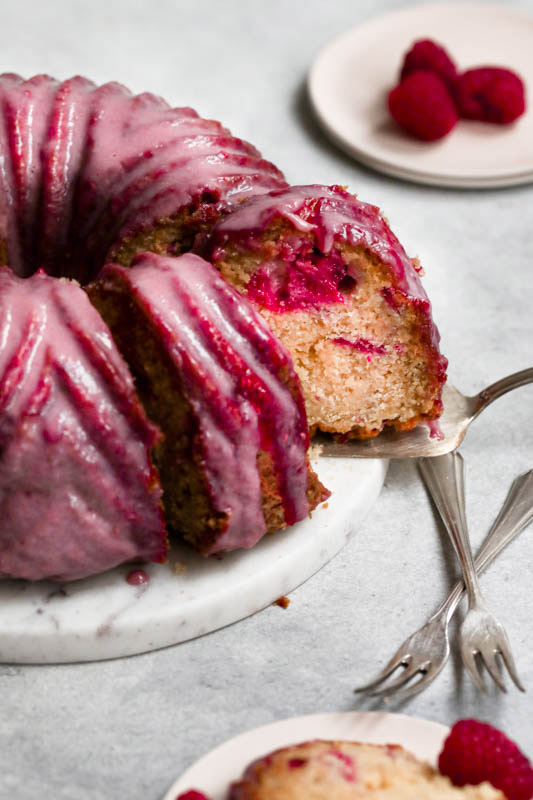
xmin=317 ymin=367 xmax=533 ymax=459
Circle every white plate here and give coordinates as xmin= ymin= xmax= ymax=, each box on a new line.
xmin=164 ymin=711 xmax=450 ymax=800
xmin=0 ymin=457 xmax=387 ymax=664
xmin=308 ymin=2 xmax=533 ymax=188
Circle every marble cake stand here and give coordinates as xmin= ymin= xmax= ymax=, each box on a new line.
xmin=0 ymin=457 xmax=387 ymax=664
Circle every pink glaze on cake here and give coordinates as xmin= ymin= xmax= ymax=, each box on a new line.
xmin=206 ymin=184 xmax=438 ymax=344
xmin=0 ymin=73 xmax=287 ymax=284
xmin=126 ymin=569 xmax=150 ymax=586
xmin=96 ymin=253 xmax=314 ymax=553
xmin=0 ymin=268 xmax=166 ymax=581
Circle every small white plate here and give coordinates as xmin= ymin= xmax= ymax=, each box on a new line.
xmin=163 ymin=711 xmax=450 ymax=800
xmin=308 ymin=2 xmax=533 ymax=188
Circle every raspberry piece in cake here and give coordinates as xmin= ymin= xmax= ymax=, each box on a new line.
xmin=455 ymin=67 xmax=526 ymax=123
xmin=400 ymin=39 xmax=458 ymax=91
xmin=388 ymin=71 xmax=459 ymax=141
xmin=439 ymin=719 xmax=533 ymax=800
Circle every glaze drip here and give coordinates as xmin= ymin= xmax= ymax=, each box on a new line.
xmin=98 ymin=253 xmax=313 ymax=552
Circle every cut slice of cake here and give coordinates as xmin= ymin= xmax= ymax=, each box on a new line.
xmin=204 ymin=185 xmax=447 ymax=438
xmin=88 ymin=252 xmax=328 ymax=555
xmin=227 ymin=739 xmax=505 ymax=800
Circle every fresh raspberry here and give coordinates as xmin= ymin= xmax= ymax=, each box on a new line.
xmin=400 ymin=39 xmax=458 ymax=91
xmin=455 ymin=67 xmax=526 ymax=123
xmin=388 ymin=71 xmax=458 ymax=141
xmin=439 ymin=719 xmax=533 ymax=800
xmin=176 ymin=791 xmax=211 ymax=800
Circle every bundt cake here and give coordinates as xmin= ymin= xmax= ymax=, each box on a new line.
xmin=0 ymin=73 xmax=447 ymax=582
xmin=0 ymin=268 xmax=166 ymax=581
xmin=204 ymin=185 xmax=447 ymax=438
xmin=88 ymin=252 xmax=328 ymax=554
xmin=227 ymin=740 xmax=504 ymax=800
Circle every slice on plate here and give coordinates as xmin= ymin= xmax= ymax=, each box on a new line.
xmin=227 ymin=739 xmax=505 ymax=800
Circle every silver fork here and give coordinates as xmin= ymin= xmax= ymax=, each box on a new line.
xmin=354 ymin=467 xmax=533 ymax=701
xmin=419 ymin=452 xmax=525 ymax=693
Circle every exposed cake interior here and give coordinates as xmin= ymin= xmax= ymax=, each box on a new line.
xmin=88 ymin=252 xmax=328 ymax=555
xmin=207 ymin=185 xmax=447 ymax=438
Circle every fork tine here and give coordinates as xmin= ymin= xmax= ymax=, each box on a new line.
xmin=461 ymin=646 xmax=487 ymax=692
xmin=354 ymin=654 xmax=410 ymax=694
xmin=498 ymin=639 xmax=526 ymax=692
xmin=366 ymin=661 xmax=422 ymax=697
xmin=482 ymin=650 xmax=507 ymax=692
xmin=382 ymin=660 xmax=446 ymax=703
xmin=382 ymin=672 xmax=436 ymax=703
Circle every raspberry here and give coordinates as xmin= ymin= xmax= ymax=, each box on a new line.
xmin=400 ymin=39 xmax=458 ymax=91
xmin=439 ymin=719 xmax=533 ymax=800
xmin=175 ymin=791 xmax=211 ymax=800
xmin=455 ymin=67 xmax=526 ymax=123
xmin=388 ymin=71 xmax=458 ymax=141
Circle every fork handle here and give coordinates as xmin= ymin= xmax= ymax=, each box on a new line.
xmin=432 ymin=470 xmax=533 ymax=622
xmin=473 ymin=367 xmax=533 ymax=419
xmin=419 ymin=452 xmax=483 ymax=606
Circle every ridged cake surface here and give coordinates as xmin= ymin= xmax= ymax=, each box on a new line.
xmin=88 ymin=252 xmax=328 ymax=554
xmin=0 ymin=268 xmax=166 ymax=581
xmin=0 ymin=73 xmax=287 ymax=284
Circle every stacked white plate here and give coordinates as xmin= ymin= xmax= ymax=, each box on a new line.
xmin=308 ymin=3 xmax=533 ymax=189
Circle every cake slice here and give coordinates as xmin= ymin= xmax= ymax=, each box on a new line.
xmin=88 ymin=252 xmax=328 ymax=555
xmin=204 ymin=184 xmax=447 ymax=438
xmin=0 ymin=268 xmax=166 ymax=581
xmin=228 ymin=740 xmax=505 ymax=800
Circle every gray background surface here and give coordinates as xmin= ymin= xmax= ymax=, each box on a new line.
xmin=1 ymin=1 xmax=532 ymax=797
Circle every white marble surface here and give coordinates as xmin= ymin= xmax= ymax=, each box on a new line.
xmin=0 ymin=459 xmax=386 ymax=664
xmin=0 ymin=0 xmax=532 ymax=797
